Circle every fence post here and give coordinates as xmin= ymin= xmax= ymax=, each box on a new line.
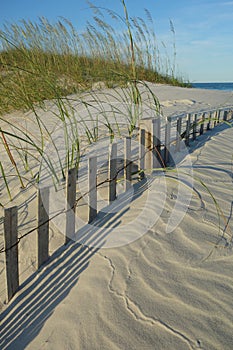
xmin=219 ymin=110 xmax=223 ymax=122
xmin=139 ymin=118 xmax=152 ymax=171
xmin=65 ymin=167 xmax=77 ymax=244
xmin=211 ymin=111 xmax=215 ymax=128
xmin=88 ymin=156 xmax=97 ymax=223
xmin=216 ymin=110 xmax=221 ymax=124
xmin=164 ymin=117 xmax=171 ymax=166
xmin=185 ymin=113 xmax=191 ymax=146
xmin=207 ymin=112 xmax=212 ymax=130
xmin=200 ymin=113 xmax=205 ymax=135
xmin=223 ymin=110 xmax=228 ymax=121
xmin=193 ymin=114 xmax=198 ymax=141
xmin=108 ymin=142 xmax=117 ymax=203
xmin=213 ymin=110 xmax=218 ymax=127
xmin=228 ymin=110 xmax=233 ymax=120
xmin=139 ymin=128 xmax=145 ymax=177
xmin=37 ymin=187 xmax=50 ymax=269
xmin=124 ymin=137 xmax=131 ymax=191
xmin=152 ymin=118 xmax=161 ymax=169
xmin=4 ymin=206 xmax=19 ymax=302
xmin=176 ymin=117 xmax=182 ymax=152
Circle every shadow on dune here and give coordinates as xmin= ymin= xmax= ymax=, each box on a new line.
xmin=1 ymin=121 xmax=232 ymax=349
xmin=0 ymin=244 xmax=95 ymax=349
xmin=168 ymin=120 xmax=232 ymax=167
xmin=184 ymin=121 xmax=232 ymax=156
xmin=0 ymin=177 xmax=149 ymax=349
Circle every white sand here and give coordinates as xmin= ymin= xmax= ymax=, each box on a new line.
xmin=0 ymin=84 xmax=233 ymax=350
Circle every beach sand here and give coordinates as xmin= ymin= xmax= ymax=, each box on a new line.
xmin=0 ymin=84 xmax=233 ymax=350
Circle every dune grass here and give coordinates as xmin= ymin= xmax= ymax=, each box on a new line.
xmin=0 ymin=1 xmax=191 ymax=203
xmin=0 ymin=1 xmax=231 ymax=254
xmin=0 ymin=2 xmax=189 ymax=114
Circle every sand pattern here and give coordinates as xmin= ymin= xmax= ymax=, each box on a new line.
xmin=0 ymin=85 xmax=233 ymax=350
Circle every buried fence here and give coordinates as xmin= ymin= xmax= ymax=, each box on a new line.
xmin=2 ymin=107 xmax=233 ymax=302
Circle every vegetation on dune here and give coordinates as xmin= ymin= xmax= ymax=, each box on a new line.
xmin=0 ymin=1 xmax=231 ymax=252
xmin=0 ymin=1 xmax=191 ymax=203
xmin=0 ymin=2 xmax=189 ymax=114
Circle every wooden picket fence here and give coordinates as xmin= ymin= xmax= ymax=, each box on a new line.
xmin=3 ymin=107 xmax=233 ymax=302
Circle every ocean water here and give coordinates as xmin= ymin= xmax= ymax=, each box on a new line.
xmin=192 ymin=82 xmax=233 ymax=91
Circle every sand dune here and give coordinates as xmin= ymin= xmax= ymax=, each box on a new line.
xmin=0 ymin=84 xmax=233 ymax=350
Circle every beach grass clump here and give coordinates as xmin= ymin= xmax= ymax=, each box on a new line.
xmin=0 ymin=1 xmax=190 ymax=203
xmin=0 ymin=2 xmax=189 ymax=114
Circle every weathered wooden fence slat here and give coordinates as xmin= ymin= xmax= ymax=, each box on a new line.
xmin=164 ymin=117 xmax=171 ymax=166
xmin=206 ymin=112 xmax=211 ymax=131
xmin=200 ymin=113 xmax=205 ymax=135
xmin=213 ymin=110 xmax=217 ymax=127
xmin=210 ymin=111 xmax=215 ymax=129
xmin=176 ymin=117 xmax=182 ymax=151
xmin=139 ymin=118 xmax=153 ymax=171
xmin=139 ymin=128 xmax=146 ymax=176
xmin=213 ymin=111 xmax=217 ymax=128
xmin=223 ymin=110 xmax=228 ymax=121
xmin=4 ymin=206 xmax=19 ymax=302
xmin=37 ymin=187 xmax=50 ymax=269
xmin=88 ymin=156 xmax=97 ymax=223
xmin=193 ymin=114 xmax=198 ymax=141
xmin=124 ymin=136 xmax=131 ymax=191
xmin=185 ymin=113 xmax=191 ymax=146
xmin=65 ymin=167 xmax=77 ymax=243
xmin=227 ymin=110 xmax=233 ymax=120
xmin=108 ymin=142 xmax=117 ymax=203
xmin=152 ymin=118 xmax=161 ymax=169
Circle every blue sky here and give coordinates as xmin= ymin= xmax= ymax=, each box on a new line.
xmin=1 ymin=0 xmax=233 ymax=82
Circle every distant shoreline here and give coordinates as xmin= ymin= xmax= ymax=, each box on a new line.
xmin=192 ymin=82 xmax=233 ymax=91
